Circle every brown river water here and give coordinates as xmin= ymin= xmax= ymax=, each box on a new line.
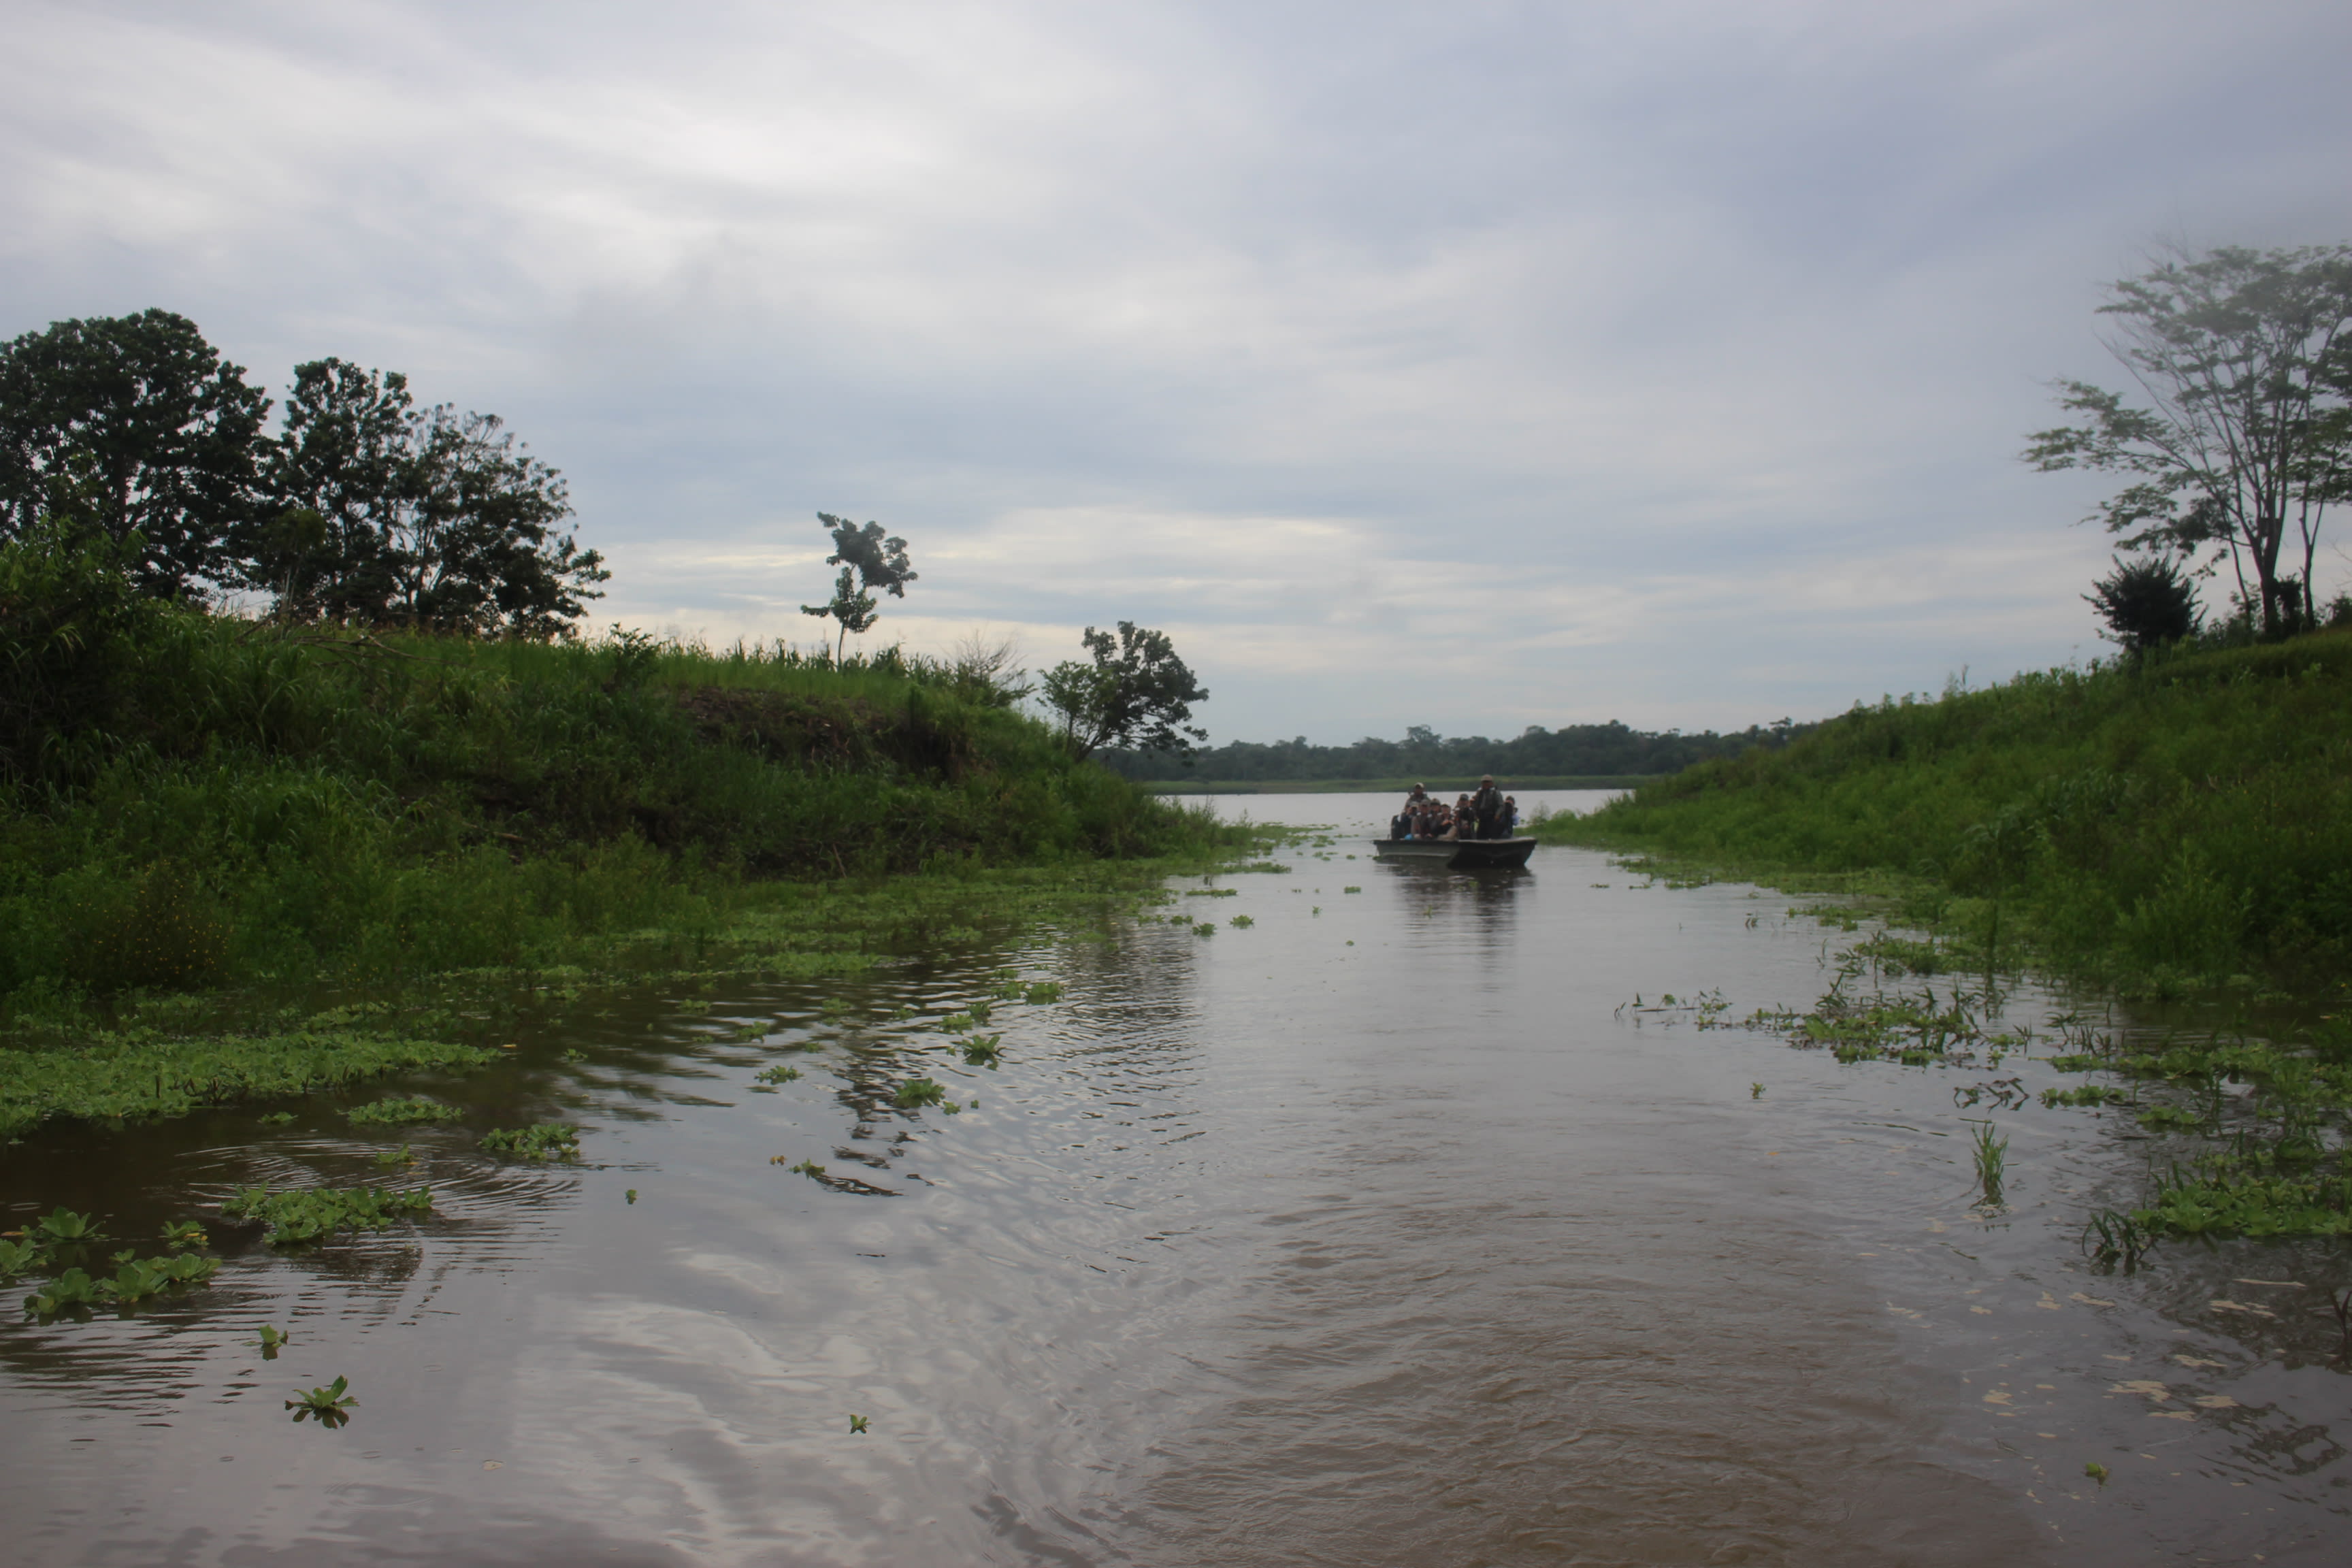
xmin=3 ymin=791 xmax=2348 ymax=1565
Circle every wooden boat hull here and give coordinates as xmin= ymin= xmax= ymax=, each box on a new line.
xmin=1371 ymin=836 xmax=1537 ymax=869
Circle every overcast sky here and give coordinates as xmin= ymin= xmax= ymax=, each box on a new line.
xmin=5 ymin=1 xmax=2349 ymax=742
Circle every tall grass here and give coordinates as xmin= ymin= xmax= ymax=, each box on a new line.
xmin=1536 ymin=630 xmax=2352 ymax=989
xmin=0 ymin=542 xmax=1223 ymax=1011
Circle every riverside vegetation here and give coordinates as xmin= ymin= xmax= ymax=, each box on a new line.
xmin=1557 ymin=630 xmax=2352 ymax=1239
xmin=0 ymin=525 xmax=1243 ymax=1139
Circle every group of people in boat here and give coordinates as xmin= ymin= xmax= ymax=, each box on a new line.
xmin=1389 ymin=777 xmax=1518 ymax=841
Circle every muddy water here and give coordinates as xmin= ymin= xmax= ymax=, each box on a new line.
xmin=3 ymin=792 xmax=2348 ymax=1565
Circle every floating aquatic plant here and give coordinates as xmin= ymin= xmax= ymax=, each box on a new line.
xmin=893 ymin=1078 xmax=947 ymax=1109
xmin=0 ymin=1237 xmax=47 ymax=1277
xmin=480 ymin=1124 xmax=581 ymax=1160
xmin=160 ymin=1220 xmax=208 ymax=1250
xmin=789 ymin=1160 xmax=826 ymax=1177
xmin=285 ymin=1375 xmax=357 ymax=1426
xmin=24 ymin=1267 xmax=101 ymax=1316
xmin=258 ymin=1112 xmax=296 ymax=1126
xmin=1229 ymin=915 xmax=1254 ymax=928
xmin=1024 ymin=981 xmax=1062 ymax=1004
xmin=960 ymin=1034 xmax=1002 ymax=1066
xmin=849 ymin=1414 xmax=869 ymax=1433
xmin=258 ymin=1325 xmax=291 ymax=1356
xmin=32 ymin=1208 xmax=99 ymax=1243
xmin=346 ymin=1096 xmax=460 ymax=1128
xmin=625 ymin=1188 xmax=638 ymax=1204
xmin=753 ymin=1064 xmax=801 ymax=1085
xmin=224 ymin=1184 xmax=433 ymax=1244
xmin=374 ymin=1145 xmax=417 ymax=1167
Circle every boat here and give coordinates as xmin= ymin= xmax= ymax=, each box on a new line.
xmin=1370 ymin=835 xmax=1537 ymax=869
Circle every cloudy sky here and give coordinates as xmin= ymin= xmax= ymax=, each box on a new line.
xmin=5 ymin=1 xmax=2349 ymax=742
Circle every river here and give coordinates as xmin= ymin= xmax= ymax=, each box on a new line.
xmin=1 ymin=792 xmax=2345 ymax=1564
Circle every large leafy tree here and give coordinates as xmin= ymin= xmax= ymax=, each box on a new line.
xmin=255 ymin=358 xmax=607 ymax=637
xmin=0 ymin=309 xmax=271 ymax=598
xmin=1040 ymin=621 xmax=1208 ymax=761
xmin=2024 ymin=244 xmax=2352 ymax=636
xmin=800 ymin=512 xmax=915 ymax=661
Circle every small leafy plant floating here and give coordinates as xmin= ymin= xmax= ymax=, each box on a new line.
xmin=258 ymin=1324 xmax=291 ymax=1358
xmin=849 ymin=1414 xmax=869 ymax=1434
xmin=32 ymin=1208 xmax=101 ymax=1244
xmin=1229 ymin=915 xmax=1254 ymax=928
xmin=787 ymin=1160 xmax=827 ymax=1177
xmin=753 ymin=1064 xmax=802 ymax=1085
xmin=346 ymin=1096 xmax=460 ymax=1128
xmin=960 ymin=1034 xmax=1002 ymax=1067
xmin=24 ymin=1268 xmax=103 ymax=1316
xmin=893 ymin=1079 xmax=948 ymax=1109
xmin=224 ymin=1184 xmax=432 ymax=1245
xmin=0 ymin=1238 xmax=46 ymax=1278
xmin=480 ymin=1124 xmax=581 ymax=1160
xmin=160 ymin=1220 xmax=208 ymax=1250
xmin=286 ymin=1375 xmax=357 ymax=1427
xmin=1023 ymin=981 xmax=1062 ymax=1004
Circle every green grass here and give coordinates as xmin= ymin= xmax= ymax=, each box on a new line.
xmin=1535 ymin=630 xmax=2352 ymax=990
xmin=0 ymin=532 xmax=1254 ymax=1136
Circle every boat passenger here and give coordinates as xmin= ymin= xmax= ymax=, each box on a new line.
xmin=1502 ymin=796 xmax=1519 ymax=834
xmin=1471 ymin=776 xmax=1503 ymax=839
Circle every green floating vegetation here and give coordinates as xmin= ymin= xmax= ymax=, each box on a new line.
xmin=1229 ymin=915 xmax=1254 ymax=928
xmin=21 ymin=1251 xmax=218 ymax=1315
xmin=1023 ymin=981 xmax=1062 ymax=1004
xmin=480 ymin=1123 xmax=581 ymax=1160
xmin=892 ymin=1078 xmax=947 ymax=1109
xmin=1 ymin=529 xmax=1258 ymax=1137
xmin=960 ymin=1033 xmax=1002 ymax=1067
xmin=0 ymin=1030 xmax=493 ymax=1140
xmin=285 ymin=1375 xmax=357 ymax=1427
xmin=345 ymin=1094 xmax=463 ymax=1128
xmin=752 ymin=1064 xmax=800 ymax=1085
xmin=223 ymin=1183 xmax=434 ymax=1244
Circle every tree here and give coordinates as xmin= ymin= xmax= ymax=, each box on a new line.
xmin=254 ymin=359 xmax=606 ymax=637
xmin=2024 ymin=244 xmax=2352 ymax=637
xmin=1039 ymin=621 xmax=1208 ymax=760
xmin=800 ymin=567 xmax=879 ymax=661
xmin=2085 ymin=554 xmax=2200 ymax=653
xmin=800 ymin=512 xmax=915 ymax=662
xmin=0 ymin=309 xmax=271 ymax=598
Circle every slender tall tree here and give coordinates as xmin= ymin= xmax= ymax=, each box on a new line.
xmin=2024 ymin=244 xmax=2352 ymax=636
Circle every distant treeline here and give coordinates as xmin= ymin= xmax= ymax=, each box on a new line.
xmin=1100 ymin=719 xmax=1812 ymax=782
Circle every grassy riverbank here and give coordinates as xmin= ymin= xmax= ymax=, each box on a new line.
xmin=0 ymin=536 xmax=1243 ymax=1134
xmin=1534 ymin=630 xmax=2352 ymax=992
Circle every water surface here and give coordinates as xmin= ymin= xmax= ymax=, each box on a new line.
xmin=3 ymin=794 xmax=2346 ymax=1564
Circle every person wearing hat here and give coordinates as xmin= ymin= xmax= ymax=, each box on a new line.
xmin=1471 ymin=775 xmax=1503 ymax=839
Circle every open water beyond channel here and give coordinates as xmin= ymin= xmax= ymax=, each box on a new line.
xmin=3 ymin=792 xmax=2349 ymax=1565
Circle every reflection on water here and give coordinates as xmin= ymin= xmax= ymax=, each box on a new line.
xmin=1 ymin=796 xmax=2347 ymax=1565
